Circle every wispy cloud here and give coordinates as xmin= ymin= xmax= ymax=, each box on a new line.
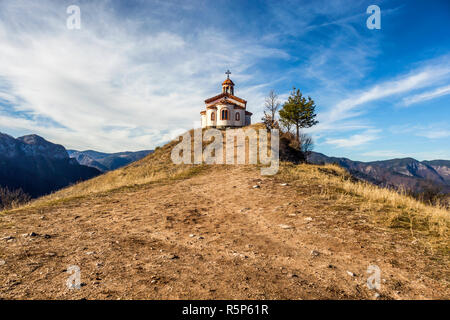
xmin=390 ymin=123 xmax=450 ymax=140
xmin=417 ymin=129 xmax=450 ymax=139
xmin=324 ymin=62 xmax=450 ymax=124
xmin=402 ymin=85 xmax=450 ymax=106
xmin=324 ymin=129 xmax=380 ymax=148
xmin=0 ymin=1 xmax=287 ymax=151
xmin=361 ymin=150 xmax=409 ymax=159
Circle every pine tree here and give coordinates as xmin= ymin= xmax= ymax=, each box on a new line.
xmin=278 ymin=88 xmax=318 ymax=142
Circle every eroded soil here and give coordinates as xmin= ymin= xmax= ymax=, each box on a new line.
xmin=0 ymin=166 xmax=448 ymax=299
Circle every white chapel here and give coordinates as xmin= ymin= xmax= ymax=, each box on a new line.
xmin=200 ymin=70 xmax=252 ymax=128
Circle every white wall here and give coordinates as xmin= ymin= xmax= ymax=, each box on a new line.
xmin=201 ymin=104 xmax=249 ymax=128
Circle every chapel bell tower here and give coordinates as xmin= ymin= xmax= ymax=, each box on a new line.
xmin=222 ymin=69 xmax=234 ymax=95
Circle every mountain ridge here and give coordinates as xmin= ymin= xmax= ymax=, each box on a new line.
xmin=307 ymin=151 xmax=450 ymax=195
xmin=67 ymin=149 xmax=153 ymax=172
xmin=0 ymin=132 xmax=101 ymax=198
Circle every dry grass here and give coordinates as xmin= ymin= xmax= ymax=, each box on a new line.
xmin=279 ymin=163 xmax=449 ymax=249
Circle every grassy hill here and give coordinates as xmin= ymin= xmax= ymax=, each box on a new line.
xmin=1 ymin=126 xmax=448 ymax=299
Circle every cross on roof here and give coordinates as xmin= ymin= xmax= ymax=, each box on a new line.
xmin=225 ymin=69 xmax=231 ymax=79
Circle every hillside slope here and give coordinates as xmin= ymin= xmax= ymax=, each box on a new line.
xmin=0 ymin=128 xmax=448 ymax=299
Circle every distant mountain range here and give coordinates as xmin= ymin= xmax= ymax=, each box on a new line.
xmin=67 ymin=149 xmax=153 ymax=172
xmin=308 ymin=152 xmax=450 ymax=195
xmin=0 ymin=133 xmax=101 ymax=198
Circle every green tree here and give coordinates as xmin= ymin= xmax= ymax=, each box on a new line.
xmin=279 ymin=88 xmax=318 ymax=143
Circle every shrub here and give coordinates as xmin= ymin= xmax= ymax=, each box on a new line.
xmin=0 ymin=187 xmax=31 ymax=210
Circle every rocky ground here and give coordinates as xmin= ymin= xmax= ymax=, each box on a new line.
xmin=0 ymin=165 xmax=448 ymax=299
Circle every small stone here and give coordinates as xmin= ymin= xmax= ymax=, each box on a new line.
xmin=288 ymin=213 xmax=297 ymax=217
xmin=198 ymin=236 xmax=205 ymax=240
xmin=0 ymin=259 xmax=5 ymax=265
xmin=151 ymin=280 xmax=157 ymax=284
xmin=45 ymin=252 xmax=56 ymax=257
xmin=252 ymin=185 xmax=260 ymax=189
xmin=29 ymin=232 xmax=37 ymax=237
xmin=347 ymin=271 xmax=355 ymax=277
xmin=2 ymin=236 xmax=14 ymax=241
xmin=85 ymin=251 xmax=95 ymax=255
xmin=189 ymin=234 xmax=195 ymax=238
xmin=279 ymin=224 xmax=293 ymax=229
xmin=43 ymin=234 xmax=51 ymax=239
xmin=304 ymin=217 xmax=313 ymax=222
xmin=280 ymin=183 xmax=288 ymax=186
xmin=310 ymin=250 xmax=320 ymax=257
xmin=168 ymin=254 xmax=179 ymax=260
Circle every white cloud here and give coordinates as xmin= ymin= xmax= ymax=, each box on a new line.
xmin=0 ymin=1 xmax=287 ymax=152
xmin=361 ymin=150 xmax=409 ymax=159
xmin=312 ymin=58 xmax=450 ymax=134
xmin=402 ymin=85 xmax=450 ymax=106
xmin=324 ymin=129 xmax=380 ymax=148
xmin=417 ymin=129 xmax=450 ymax=139
xmin=389 ymin=123 xmax=450 ymax=140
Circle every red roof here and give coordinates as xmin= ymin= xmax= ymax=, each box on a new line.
xmin=204 ymin=92 xmax=246 ymax=104
xmin=222 ymin=78 xmax=234 ymax=86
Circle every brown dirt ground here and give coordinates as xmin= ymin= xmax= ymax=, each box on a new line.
xmin=0 ymin=165 xmax=449 ymax=299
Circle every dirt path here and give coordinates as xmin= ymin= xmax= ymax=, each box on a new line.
xmin=0 ymin=165 xmax=448 ymax=299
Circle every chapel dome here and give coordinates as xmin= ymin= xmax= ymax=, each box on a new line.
xmin=222 ymin=78 xmax=234 ymax=86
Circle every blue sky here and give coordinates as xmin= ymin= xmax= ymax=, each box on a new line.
xmin=0 ymin=0 xmax=449 ymax=160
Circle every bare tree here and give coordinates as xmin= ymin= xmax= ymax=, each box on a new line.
xmin=262 ymin=90 xmax=280 ymax=129
xmin=299 ymin=132 xmax=314 ymax=160
xmin=261 ymin=113 xmax=279 ymax=130
xmin=279 ymin=117 xmax=292 ymax=133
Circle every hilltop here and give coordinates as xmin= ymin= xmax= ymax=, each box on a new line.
xmin=0 ymin=127 xmax=448 ymax=299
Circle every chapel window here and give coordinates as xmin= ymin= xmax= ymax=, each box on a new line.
xmin=221 ymin=109 xmax=228 ymax=120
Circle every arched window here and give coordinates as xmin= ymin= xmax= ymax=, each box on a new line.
xmin=221 ymin=109 xmax=228 ymax=120
xmin=235 ymin=112 xmax=240 ymax=121
xmin=211 ymin=112 xmax=215 ymax=121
